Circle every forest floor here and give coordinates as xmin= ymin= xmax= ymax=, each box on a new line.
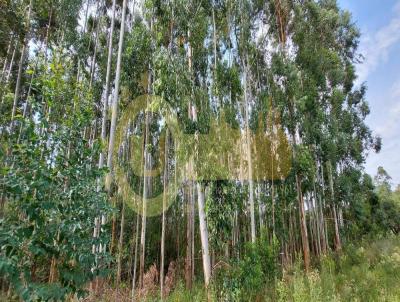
xmin=1 ymin=236 xmax=399 ymax=302
xmin=80 ymin=236 xmax=400 ymax=302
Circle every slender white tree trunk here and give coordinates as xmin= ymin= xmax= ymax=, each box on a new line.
xmin=106 ymin=0 xmax=128 ymax=189
xmin=0 ymin=35 xmax=12 ymax=83
xmin=139 ymin=66 xmax=153 ymax=289
xmin=92 ymin=1 xmax=117 ymax=291
xmin=139 ymin=148 xmax=149 ymax=288
xmin=257 ymin=183 xmax=263 ymax=231
xmin=132 ymin=145 xmax=144 ymax=299
xmin=89 ymin=6 xmax=101 ymax=88
xmin=243 ymin=62 xmax=256 ymax=243
xmin=0 ymin=42 xmax=16 ymax=105
xmin=116 ymin=201 xmax=125 ymax=284
xmin=131 ymin=212 xmax=140 ymax=299
xmin=197 ymin=183 xmax=211 ymax=288
xmin=43 ymin=5 xmax=52 ymax=65
xmin=212 ymin=1 xmax=217 ymax=72
xmin=327 ymin=161 xmax=341 ymax=251
xmin=75 ymin=0 xmax=91 ymax=85
xmin=160 ymin=130 xmax=169 ymax=300
xmin=5 ymin=44 xmax=16 ymax=85
xmin=99 ymin=0 xmax=116 ymax=169
xmin=11 ymin=0 xmax=33 ymax=123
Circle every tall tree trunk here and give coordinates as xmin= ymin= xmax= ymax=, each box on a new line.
xmin=99 ymin=0 xmax=116 ymax=169
xmin=295 ymin=173 xmax=310 ymax=272
xmin=212 ymin=1 xmax=218 ymax=73
xmin=185 ymin=185 xmax=193 ymax=289
xmin=139 ymin=143 xmax=150 ymax=288
xmin=131 ymin=212 xmax=140 ymax=299
xmin=288 ymin=95 xmax=310 ymax=271
xmin=320 ymin=160 xmax=329 ymax=253
xmin=243 ymin=60 xmax=256 ymax=243
xmin=11 ymin=0 xmax=33 ymax=123
xmin=160 ymin=130 xmax=169 ymax=299
xmin=105 ymin=0 xmax=127 ymax=257
xmin=75 ymin=0 xmax=91 ymax=86
xmin=116 ymin=201 xmax=125 ymax=285
xmin=314 ymin=159 xmax=326 ymax=254
xmin=89 ymin=6 xmax=101 ymax=88
xmin=0 ymin=39 xmax=16 ymax=104
xmin=185 ymin=30 xmax=194 ymax=290
xmin=5 ymin=43 xmax=16 ymax=85
xmin=139 ymin=60 xmax=153 ymax=289
xmin=197 ymin=183 xmax=211 ymax=290
xmin=42 ymin=4 xmax=53 ymax=65
xmin=0 ymin=35 xmax=13 ymax=83
xmin=327 ymin=160 xmax=341 ymax=251
xmin=91 ymin=0 xmax=117 ymax=292
xmin=257 ymin=183 xmax=263 ymax=232
xmin=271 ymin=181 xmax=276 ymax=238
xmin=312 ymin=186 xmax=322 ymax=256
xmin=132 ymin=147 xmax=144 ymax=298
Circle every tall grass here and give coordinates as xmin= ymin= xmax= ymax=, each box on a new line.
xmin=164 ymin=237 xmax=400 ymax=301
xmin=79 ymin=237 xmax=400 ymax=301
xmin=275 ymin=237 xmax=400 ymax=302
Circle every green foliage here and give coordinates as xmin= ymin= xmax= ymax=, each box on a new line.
xmin=1 ymin=0 xmax=396 ymax=301
xmin=165 ymin=281 xmax=207 ymax=302
xmin=206 ymin=181 xmax=239 ymax=252
xmin=276 ymin=237 xmax=400 ymax=302
xmin=122 ymin=21 xmax=152 ymax=98
xmin=212 ymin=235 xmax=280 ymax=302
xmin=0 ymin=57 xmax=113 ymax=301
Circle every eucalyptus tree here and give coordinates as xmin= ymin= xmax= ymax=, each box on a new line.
xmin=106 ymin=0 xmax=128 ymax=193
xmin=99 ymin=0 xmax=117 ymax=170
xmin=11 ymin=0 xmax=33 ymax=123
xmin=0 ymin=0 xmax=392 ymax=299
xmin=263 ymin=0 xmax=311 ymax=271
xmin=291 ymin=0 xmax=377 ymax=254
xmin=104 ymin=0 xmax=128 ymax=286
xmin=0 ymin=50 xmax=112 ymax=301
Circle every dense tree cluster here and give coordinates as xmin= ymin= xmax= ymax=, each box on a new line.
xmin=0 ymin=0 xmax=398 ymax=301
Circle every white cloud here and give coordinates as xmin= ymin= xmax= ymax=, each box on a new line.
xmin=395 ymin=1 xmax=400 ymax=14
xmin=374 ymin=79 xmax=400 ymax=139
xmin=357 ymin=1 xmax=400 ymax=84
xmin=359 ymin=1 xmax=400 ymax=186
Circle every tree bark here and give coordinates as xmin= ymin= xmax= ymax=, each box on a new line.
xmin=139 ymin=58 xmax=153 ymax=289
xmin=5 ymin=43 xmax=16 ymax=85
xmin=243 ymin=60 xmax=256 ymax=243
xmin=0 ymin=35 xmax=13 ymax=83
xmin=105 ymin=0 xmax=127 ymax=187
xmin=89 ymin=5 xmax=101 ymax=88
xmin=185 ymin=186 xmax=193 ymax=289
xmin=327 ymin=160 xmax=341 ymax=252
xmin=296 ymin=173 xmax=310 ymax=272
xmin=131 ymin=212 xmax=140 ymax=299
xmin=99 ymin=0 xmax=116 ymax=170
xmin=197 ymin=183 xmax=211 ymax=289
xmin=160 ymin=130 xmax=169 ymax=299
xmin=11 ymin=0 xmax=33 ymax=123
xmin=132 ymin=147 xmax=144 ymax=298
xmin=185 ymin=30 xmax=194 ymax=290
xmin=116 ymin=201 xmax=125 ymax=285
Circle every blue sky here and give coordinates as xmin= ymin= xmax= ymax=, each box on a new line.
xmin=338 ymin=0 xmax=400 ymax=186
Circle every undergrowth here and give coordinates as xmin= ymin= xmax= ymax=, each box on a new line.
xmin=170 ymin=236 xmax=400 ymax=302
xmin=71 ymin=236 xmax=400 ymax=302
